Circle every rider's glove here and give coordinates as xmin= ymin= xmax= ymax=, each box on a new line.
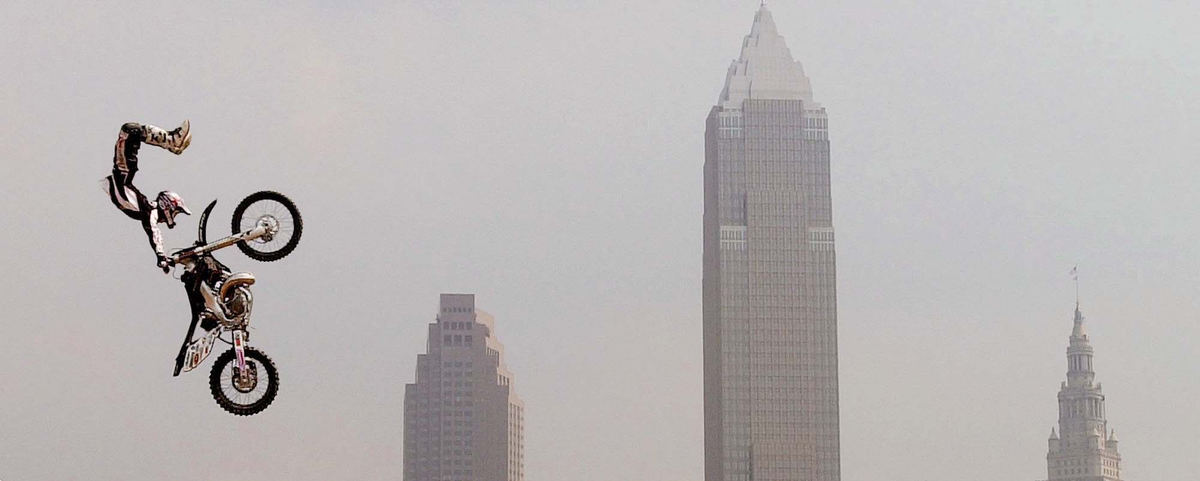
xmin=157 ymin=255 xmax=171 ymax=274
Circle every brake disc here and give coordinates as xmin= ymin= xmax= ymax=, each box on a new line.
xmin=232 ymin=361 xmax=259 ymax=393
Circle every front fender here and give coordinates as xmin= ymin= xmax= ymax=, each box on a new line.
xmin=197 ymin=199 xmax=218 ymax=245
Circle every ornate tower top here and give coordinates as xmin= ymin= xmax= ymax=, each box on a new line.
xmin=718 ymin=4 xmax=818 ymax=108
xmin=1067 ymin=304 xmax=1096 ymax=388
xmin=1047 ymin=302 xmax=1122 ymax=481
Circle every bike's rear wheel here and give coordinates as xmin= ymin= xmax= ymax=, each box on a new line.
xmin=232 ymin=191 xmax=302 ymax=262
xmin=209 ymin=347 xmax=279 ymax=416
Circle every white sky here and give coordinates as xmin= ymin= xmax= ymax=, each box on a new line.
xmin=1 ymin=1 xmax=1198 ymax=480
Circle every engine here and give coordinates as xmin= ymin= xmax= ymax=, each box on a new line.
xmin=222 ymin=285 xmax=253 ymax=326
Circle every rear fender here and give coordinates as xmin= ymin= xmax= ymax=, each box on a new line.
xmin=182 ymin=326 xmax=224 ymax=373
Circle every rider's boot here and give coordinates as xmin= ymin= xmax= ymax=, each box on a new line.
xmin=140 ymin=120 xmax=191 ymax=155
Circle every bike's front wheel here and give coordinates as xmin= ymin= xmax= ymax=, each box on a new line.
xmin=232 ymin=191 xmax=303 ymax=262
xmin=209 ymin=347 xmax=279 ymax=416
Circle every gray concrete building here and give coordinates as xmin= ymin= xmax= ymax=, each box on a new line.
xmin=1046 ymin=304 xmax=1123 ymax=481
xmin=404 ymin=294 xmax=525 ymax=481
xmin=702 ymin=6 xmax=840 ymax=481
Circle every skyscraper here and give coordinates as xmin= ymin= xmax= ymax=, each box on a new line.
xmin=703 ymin=6 xmax=839 ymax=481
xmin=1046 ymin=304 xmax=1123 ymax=481
xmin=404 ymin=294 xmax=525 ymax=481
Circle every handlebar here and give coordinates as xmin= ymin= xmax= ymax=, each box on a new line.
xmin=171 ymin=223 xmax=270 ymax=264
xmin=169 ymin=249 xmax=194 ymax=264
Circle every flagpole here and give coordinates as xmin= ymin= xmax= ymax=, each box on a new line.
xmin=1072 ymin=265 xmax=1079 ymax=307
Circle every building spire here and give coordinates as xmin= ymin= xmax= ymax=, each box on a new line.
xmin=1071 ymin=303 xmax=1088 ymax=342
xmin=718 ymin=4 xmax=817 ymax=107
xmin=750 ymin=2 xmax=777 ymax=36
xmin=1071 ymin=265 xmax=1087 ymax=334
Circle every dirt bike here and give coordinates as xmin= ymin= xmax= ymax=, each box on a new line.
xmin=166 ymin=191 xmax=302 ymax=416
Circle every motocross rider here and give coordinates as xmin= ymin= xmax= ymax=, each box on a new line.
xmin=102 ymin=120 xmax=193 ymax=272
xmin=102 ymin=121 xmax=223 ymax=374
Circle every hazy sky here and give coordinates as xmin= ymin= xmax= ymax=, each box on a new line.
xmin=1 ymin=1 xmax=1198 ymax=480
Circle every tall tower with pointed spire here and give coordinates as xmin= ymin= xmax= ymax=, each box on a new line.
xmin=1046 ymin=304 xmax=1123 ymax=481
xmin=703 ymin=6 xmax=839 ymax=481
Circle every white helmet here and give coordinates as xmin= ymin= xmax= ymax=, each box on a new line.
xmin=156 ymin=191 xmax=192 ymax=228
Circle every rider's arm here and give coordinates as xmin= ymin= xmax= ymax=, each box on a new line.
xmin=141 ymin=209 xmax=167 ymax=262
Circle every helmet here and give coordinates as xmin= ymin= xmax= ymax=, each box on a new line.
xmin=156 ymin=190 xmax=192 ymax=228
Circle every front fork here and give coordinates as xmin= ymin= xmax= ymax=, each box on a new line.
xmin=232 ymin=329 xmax=249 ymax=375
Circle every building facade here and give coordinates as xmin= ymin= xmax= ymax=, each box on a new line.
xmin=404 ymin=294 xmax=525 ymax=481
xmin=703 ymin=6 xmax=840 ymax=481
xmin=1046 ymin=304 xmax=1123 ymax=481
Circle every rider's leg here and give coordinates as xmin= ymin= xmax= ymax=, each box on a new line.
xmin=110 ymin=120 xmax=189 ymax=186
xmin=114 ymin=121 xmax=190 ymax=171
xmin=112 ymin=123 xmax=142 ymax=185
xmin=102 ymin=174 xmax=143 ymax=220
xmin=137 ymin=120 xmax=191 ymax=155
